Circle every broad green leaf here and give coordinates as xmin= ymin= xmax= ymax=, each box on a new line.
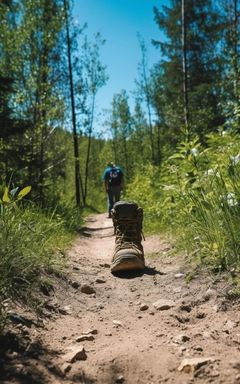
xmin=17 ymin=186 xmax=32 ymax=199
xmin=3 ymin=187 xmax=10 ymax=203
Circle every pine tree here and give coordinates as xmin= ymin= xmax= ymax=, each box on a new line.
xmin=152 ymin=0 xmax=224 ymax=144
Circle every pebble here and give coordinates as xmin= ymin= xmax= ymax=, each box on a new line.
xmin=173 ymin=334 xmax=190 ymax=344
xmin=71 ymin=281 xmax=80 ymax=289
xmin=178 ymin=357 xmax=215 ymax=373
xmin=113 ymin=320 xmax=123 ymax=327
xmin=153 ymin=299 xmax=175 ymax=310
xmin=61 ymin=363 xmax=72 ymax=374
xmin=64 ymin=346 xmax=87 ymax=363
xmin=140 ymin=304 xmax=149 ymax=311
xmin=95 ymin=278 xmax=106 ymax=284
xmin=59 ymin=306 xmax=72 ymax=315
xmin=193 ymin=345 xmax=203 ymax=352
xmin=223 ymin=320 xmax=237 ymax=333
xmin=100 ymin=263 xmax=110 ymax=268
xmin=82 ymin=329 xmax=98 ymax=335
xmin=81 ymin=285 xmax=96 ymax=294
xmin=76 ymin=334 xmax=95 ymax=342
xmin=174 ymin=273 xmax=185 ymax=278
xmin=116 ymin=375 xmax=125 ymax=383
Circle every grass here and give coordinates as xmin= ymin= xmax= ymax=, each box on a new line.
xmin=0 ymin=194 xmax=82 ymax=331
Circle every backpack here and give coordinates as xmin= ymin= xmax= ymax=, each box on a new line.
xmin=108 ymin=167 xmax=123 ymax=186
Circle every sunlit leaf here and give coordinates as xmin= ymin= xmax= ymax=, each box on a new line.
xmin=3 ymin=187 xmax=10 ymax=203
xmin=17 ymin=186 xmax=32 ymax=199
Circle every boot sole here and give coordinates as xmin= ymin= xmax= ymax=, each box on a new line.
xmin=111 ymin=254 xmax=145 ymax=273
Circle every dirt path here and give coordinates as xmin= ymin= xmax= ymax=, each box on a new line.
xmin=2 ymin=214 xmax=240 ymax=384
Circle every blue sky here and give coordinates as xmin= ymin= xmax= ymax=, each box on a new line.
xmin=73 ymin=0 xmax=168 ymax=126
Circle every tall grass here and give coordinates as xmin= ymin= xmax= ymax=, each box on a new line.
xmin=0 ymin=187 xmax=80 ymax=328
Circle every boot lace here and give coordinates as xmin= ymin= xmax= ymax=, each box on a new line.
xmin=113 ymin=217 xmax=145 ymax=252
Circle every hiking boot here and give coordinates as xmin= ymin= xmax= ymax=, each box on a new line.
xmin=111 ymin=201 xmax=145 ymax=273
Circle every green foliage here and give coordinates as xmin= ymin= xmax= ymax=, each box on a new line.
xmin=0 ymin=186 xmax=73 ymax=304
xmin=127 ymin=131 xmax=240 ymax=271
xmin=125 ymin=163 xmax=163 ymax=232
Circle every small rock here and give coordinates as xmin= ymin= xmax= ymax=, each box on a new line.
xmin=105 ymin=332 xmax=112 ymax=336
xmin=113 ymin=320 xmax=123 ymax=327
xmin=194 ymin=345 xmax=203 ymax=352
xmin=116 ymin=375 xmax=125 ymax=383
xmin=202 ymin=288 xmax=216 ymax=301
xmin=81 ymin=284 xmax=96 ymax=294
xmin=95 ymin=278 xmax=106 ymax=284
xmin=196 ymin=311 xmax=206 ymax=319
xmin=59 ymin=306 xmax=72 ymax=315
xmin=64 ymin=346 xmax=87 ymax=363
xmin=7 ymin=313 xmax=33 ymax=327
xmin=6 ymin=351 xmax=19 ymax=360
xmin=100 ymin=263 xmax=110 ymax=268
xmin=140 ymin=304 xmax=149 ymax=311
xmin=179 ymin=304 xmax=192 ymax=313
xmin=76 ymin=334 xmax=95 ymax=342
xmin=61 ymin=363 xmax=72 ymax=374
xmin=223 ymin=320 xmax=237 ymax=333
xmin=173 ymin=334 xmax=190 ymax=344
xmin=130 ymin=287 xmax=137 ymax=292
xmin=14 ymin=364 xmax=24 ymax=374
xmin=82 ymin=329 xmax=98 ymax=335
xmin=178 ymin=357 xmax=215 ymax=373
xmin=153 ymin=299 xmax=175 ymax=310
xmin=71 ymin=281 xmax=80 ymax=289
xmin=174 ymin=273 xmax=185 ymax=278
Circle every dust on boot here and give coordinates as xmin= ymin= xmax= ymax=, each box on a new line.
xmin=110 ymin=201 xmax=145 ymax=273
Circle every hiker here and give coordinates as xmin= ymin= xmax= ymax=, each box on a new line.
xmin=102 ymin=162 xmax=124 ymax=218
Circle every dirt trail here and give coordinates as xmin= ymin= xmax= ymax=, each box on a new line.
xmin=1 ymin=214 xmax=240 ymax=384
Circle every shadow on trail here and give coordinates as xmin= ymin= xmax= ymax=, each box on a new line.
xmin=0 ymin=332 xmax=95 ymax=384
xmin=83 ymin=205 xmax=101 ymax=214
xmin=80 ymin=226 xmax=113 ymax=238
xmin=112 ymin=266 xmax=165 ymax=279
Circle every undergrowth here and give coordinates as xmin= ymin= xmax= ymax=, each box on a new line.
xmin=0 ymin=186 xmax=81 ymax=331
xmin=126 ymin=130 xmax=240 ymax=277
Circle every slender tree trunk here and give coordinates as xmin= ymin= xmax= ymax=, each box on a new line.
xmin=139 ymin=38 xmax=154 ymax=163
xmin=39 ymin=126 xmax=45 ymax=202
xmin=83 ymin=93 xmax=96 ymax=206
xmin=63 ymin=0 xmax=82 ymax=207
xmin=233 ymin=0 xmax=239 ymax=100
xmin=156 ymin=122 xmax=161 ymax=166
xmin=181 ymin=0 xmax=189 ymax=141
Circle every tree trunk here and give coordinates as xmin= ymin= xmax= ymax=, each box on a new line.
xmin=63 ymin=0 xmax=82 ymax=207
xmin=181 ymin=0 xmax=189 ymax=141
xmin=83 ymin=93 xmax=96 ymax=206
xmin=233 ymin=0 xmax=239 ymax=100
xmin=139 ymin=38 xmax=155 ymax=163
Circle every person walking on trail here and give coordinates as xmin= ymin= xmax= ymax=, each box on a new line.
xmin=102 ymin=162 xmax=124 ymax=218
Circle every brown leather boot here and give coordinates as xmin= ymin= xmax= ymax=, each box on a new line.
xmin=111 ymin=201 xmax=145 ymax=273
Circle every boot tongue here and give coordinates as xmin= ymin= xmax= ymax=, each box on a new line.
xmin=113 ymin=201 xmax=138 ymax=219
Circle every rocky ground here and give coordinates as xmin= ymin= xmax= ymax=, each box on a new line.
xmin=1 ymin=213 xmax=240 ymax=384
